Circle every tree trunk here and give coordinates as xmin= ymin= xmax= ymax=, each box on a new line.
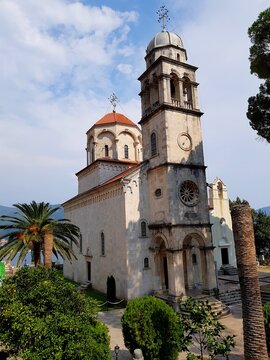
xmin=231 ymin=204 xmax=268 ymax=359
xmin=33 ymin=242 xmax=41 ymax=267
xmin=44 ymin=230 xmax=53 ymax=269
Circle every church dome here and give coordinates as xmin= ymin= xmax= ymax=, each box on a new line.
xmin=146 ymin=30 xmax=184 ymax=54
xmin=95 ymin=112 xmax=137 ymax=127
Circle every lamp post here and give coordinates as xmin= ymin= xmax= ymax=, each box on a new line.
xmin=114 ymin=344 xmax=120 ymax=360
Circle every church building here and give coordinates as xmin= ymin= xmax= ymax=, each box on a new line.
xmin=63 ymin=26 xmax=222 ymax=300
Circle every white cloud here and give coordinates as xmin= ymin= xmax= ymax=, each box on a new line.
xmin=117 ymin=63 xmax=133 ymax=75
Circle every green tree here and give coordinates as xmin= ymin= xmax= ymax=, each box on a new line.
xmin=0 ymin=267 xmax=110 ymax=360
xmin=0 ymin=201 xmax=80 ymax=268
xmin=121 ymin=296 xmax=184 ymax=360
xmin=247 ymin=8 xmax=270 ymax=142
xmin=229 ymin=197 xmax=250 ymax=210
xmin=248 ymin=7 xmax=270 ymax=79
xmin=180 ymin=298 xmax=235 ymax=359
xmin=252 ymin=209 xmax=270 ymax=257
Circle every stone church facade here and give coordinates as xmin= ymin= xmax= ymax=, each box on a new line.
xmin=63 ymin=30 xmax=234 ymax=300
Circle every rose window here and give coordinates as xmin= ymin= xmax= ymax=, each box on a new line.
xmin=179 ymin=181 xmax=199 ymax=206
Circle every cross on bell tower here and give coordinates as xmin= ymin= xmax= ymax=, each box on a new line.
xmin=156 ymin=5 xmax=170 ymax=31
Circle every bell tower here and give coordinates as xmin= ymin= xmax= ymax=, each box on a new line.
xmin=139 ymin=9 xmax=216 ymax=296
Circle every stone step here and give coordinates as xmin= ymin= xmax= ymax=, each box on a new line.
xmin=77 ymin=280 xmax=92 ymax=292
xmin=219 ymin=289 xmax=241 ymax=306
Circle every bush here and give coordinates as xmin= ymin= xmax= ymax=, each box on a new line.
xmin=121 ymin=296 xmax=184 ymax=360
xmin=0 ymin=267 xmax=111 ymax=360
xmin=264 ymin=302 xmax=270 ymax=354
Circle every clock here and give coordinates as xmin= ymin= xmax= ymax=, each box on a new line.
xmin=178 ymin=133 xmax=192 ymax=151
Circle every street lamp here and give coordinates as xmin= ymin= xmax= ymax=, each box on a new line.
xmin=114 ymin=344 xmax=120 ymax=359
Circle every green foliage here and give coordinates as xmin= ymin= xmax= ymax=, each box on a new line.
xmin=121 ymin=296 xmax=184 ymax=360
xmin=0 ymin=201 xmax=81 ymax=266
xmin=247 ymin=79 xmax=270 ymax=143
xmin=263 ymin=302 xmax=270 ymax=354
xmin=180 ymin=298 xmax=235 ymax=359
xmin=252 ymin=209 xmax=270 ymax=257
xmin=229 ymin=197 xmax=250 ymax=211
xmin=247 ymin=7 xmax=270 ymax=142
xmin=106 ymin=275 xmax=116 ymax=303
xmin=248 ymin=7 xmax=270 ymax=79
xmin=0 ymin=267 xmax=110 ymax=360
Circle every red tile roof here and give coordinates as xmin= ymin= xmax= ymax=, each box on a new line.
xmin=95 ymin=111 xmax=137 ymax=127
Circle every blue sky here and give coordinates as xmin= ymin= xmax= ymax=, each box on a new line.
xmin=0 ymin=0 xmax=269 ymax=209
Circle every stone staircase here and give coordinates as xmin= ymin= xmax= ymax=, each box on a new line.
xmin=154 ymin=292 xmax=230 ymax=318
xmin=261 ymin=291 xmax=270 ymax=305
xmin=220 ymin=265 xmax=238 ymax=276
xmin=77 ymin=280 xmax=92 ymax=292
xmin=219 ymin=289 xmax=241 ymax=306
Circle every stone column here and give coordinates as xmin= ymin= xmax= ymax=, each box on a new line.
xmin=231 ymin=204 xmax=268 ymax=360
xmin=167 ymin=251 xmax=185 ymax=296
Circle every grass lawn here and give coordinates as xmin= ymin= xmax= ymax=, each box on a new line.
xmin=62 ymin=274 xmax=125 ymax=311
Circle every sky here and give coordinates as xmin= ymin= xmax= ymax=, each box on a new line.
xmin=0 ymin=0 xmax=269 ymax=209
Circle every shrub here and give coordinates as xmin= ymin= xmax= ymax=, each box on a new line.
xmin=121 ymin=296 xmax=184 ymax=360
xmin=264 ymin=302 xmax=270 ymax=354
xmin=0 ymin=267 xmax=111 ymax=360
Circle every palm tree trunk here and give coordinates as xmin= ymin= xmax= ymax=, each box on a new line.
xmin=44 ymin=230 xmax=53 ymax=269
xmin=231 ymin=204 xmax=268 ymax=359
xmin=33 ymin=242 xmax=41 ymax=267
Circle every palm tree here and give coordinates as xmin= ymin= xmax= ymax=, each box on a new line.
xmin=0 ymin=201 xmax=80 ymax=268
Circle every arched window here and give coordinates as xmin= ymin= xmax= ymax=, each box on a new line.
xmin=192 ymin=254 xmax=197 ymax=264
xmin=183 ymin=77 xmax=193 ymax=109
xmin=177 ymin=53 xmax=180 ymax=61
xmin=144 ymin=257 xmax=149 ymax=269
xmin=105 ymin=145 xmax=109 ymax=157
xmin=101 ymin=232 xmax=105 ymax=256
xmin=141 ymin=221 xmax=147 ymax=237
xmin=170 ymin=73 xmax=180 ymax=106
xmin=151 ymin=132 xmax=157 ymax=156
xmin=124 ymin=145 xmax=129 ymax=159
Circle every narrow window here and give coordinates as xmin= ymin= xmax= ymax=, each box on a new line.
xmin=141 ymin=221 xmax=147 ymax=237
xmin=144 ymin=257 xmax=149 ymax=269
xmin=170 ymin=79 xmax=176 ymax=98
xmin=101 ymin=232 xmax=105 ymax=256
xmin=91 ymin=148 xmax=95 ymax=163
xmin=105 ymin=145 xmax=109 ymax=157
xmin=79 ymin=234 xmax=82 ymax=253
xmin=192 ymin=254 xmax=197 ymax=264
xmin=177 ymin=53 xmax=180 ymax=61
xmin=151 ymin=132 xmax=157 ymax=156
xmin=124 ymin=145 xmax=129 ymax=159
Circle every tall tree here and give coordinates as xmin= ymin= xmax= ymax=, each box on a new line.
xmin=0 ymin=201 xmax=80 ymax=268
xmin=248 ymin=7 xmax=270 ymax=79
xmin=247 ymin=8 xmax=270 ymax=141
xmin=252 ymin=209 xmax=270 ymax=257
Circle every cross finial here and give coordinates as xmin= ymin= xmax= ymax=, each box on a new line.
xmin=108 ymin=93 xmax=119 ymax=112
xmin=156 ymin=5 xmax=170 ymax=31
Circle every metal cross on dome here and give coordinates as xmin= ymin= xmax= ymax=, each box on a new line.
xmin=108 ymin=93 xmax=119 ymax=112
xmin=157 ymin=5 xmax=170 ymax=31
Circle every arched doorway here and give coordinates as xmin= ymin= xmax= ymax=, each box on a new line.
xmin=183 ymin=234 xmax=206 ymax=290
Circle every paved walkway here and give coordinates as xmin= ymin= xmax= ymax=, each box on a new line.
xmin=98 ymin=304 xmax=244 ymax=360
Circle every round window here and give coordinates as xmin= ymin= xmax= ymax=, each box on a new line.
xmin=179 ymin=181 xmax=199 ymax=206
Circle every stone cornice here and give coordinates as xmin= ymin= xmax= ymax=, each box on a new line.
xmin=138 ymin=55 xmax=198 ymax=81
xmin=147 ymin=162 xmax=207 ymax=172
xmin=139 ymin=103 xmax=203 ymax=125
xmin=148 ymin=222 xmax=212 ymax=230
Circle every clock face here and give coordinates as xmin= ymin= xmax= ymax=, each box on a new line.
xmin=178 ymin=133 xmax=192 ymax=151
